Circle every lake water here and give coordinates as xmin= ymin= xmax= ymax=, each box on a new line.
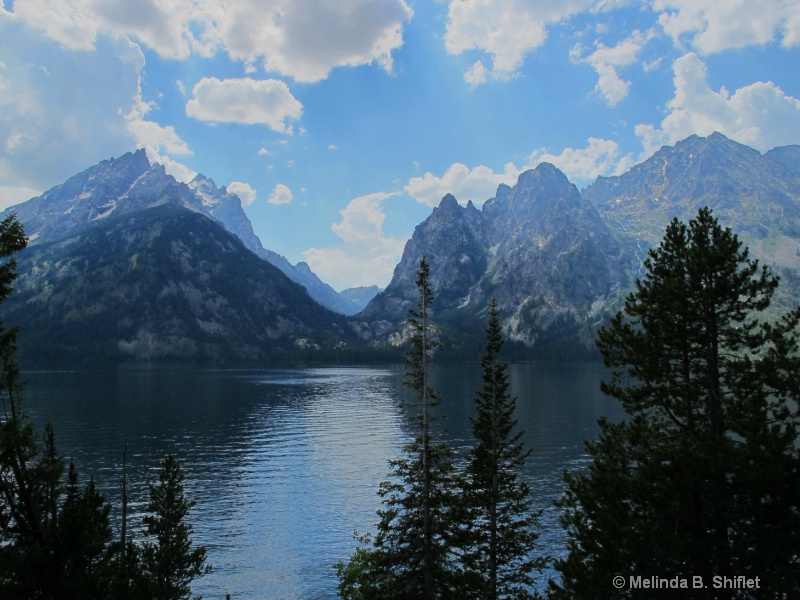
xmin=21 ymin=362 xmax=624 ymax=599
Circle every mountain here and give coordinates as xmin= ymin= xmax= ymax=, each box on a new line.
xmin=3 ymin=159 xmax=355 ymax=364
xmin=357 ymin=164 xmax=626 ymax=356
xmin=5 ymin=149 xmax=359 ymax=315
xmin=358 ymin=133 xmax=800 ymax=357
xmin=6 ymin=133 xmax=799 ymax=363
xmin=339 ymin=285 xmax=382 ymax=313
xmin=8 ymin=205 xmax=355 ymax=364
xmin=583 ymin=133 xmax=800 ymax=286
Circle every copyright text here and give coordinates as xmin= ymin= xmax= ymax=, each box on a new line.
xmin=613 ymin=575 xmax=761 ymax=590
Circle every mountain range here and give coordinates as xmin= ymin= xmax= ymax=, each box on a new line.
xmin=3 ymin=133 xmax=800 ymax=363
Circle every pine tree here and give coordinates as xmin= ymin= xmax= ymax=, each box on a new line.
xmin=56 ymin=461 xmax=115 ymax=596
xmin=0 ymin=214 xmax=70 ymax=598
xmin=461 ymin=299 xmax=545 ymax=599
xmin=551 ymin=208 xmax=800 ymax=598
xmin=337 ymin=257 xmax=464 ymax=599
xmin=141 ymin=454 xmax=210 ymax=600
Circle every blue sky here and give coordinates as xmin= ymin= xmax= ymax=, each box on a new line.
xmin=1 ymin=0 xmax=799 ymax=290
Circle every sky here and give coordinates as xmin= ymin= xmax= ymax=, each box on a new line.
xmin=0 ymin=0 xmax=799 ymax=291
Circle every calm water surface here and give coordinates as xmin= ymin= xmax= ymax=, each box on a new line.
xmin=22 ymin=362 xmax=624 ymax=599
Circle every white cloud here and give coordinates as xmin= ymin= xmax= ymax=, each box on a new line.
xmin=0 ymin=12 xmax=168 ymax=193
xmin=225 ymin=0 xmax=414 ymax=82
xmin=404 ymin=162 xmax=521 ymax=207
xmin=654 ymin=0 xmax=800 ymax=54
xmin=635 ymin=53 xmax=800 ymax=157
xmin=186 ymin=77 xmax=303 ymax=133
xmin=227 ymin=181 xmax=257 ymax=206
xmin=10 ymin=0 xmax=414 ymax=83
xmin=303 ymin=192 xmax=406 ymax=289
xmin=528 ymin=138 xmax=634 ymax=184
xmin=445 ymin=0 xmax=595 ymax=83
xmin=125 ymin=116 xmax=192 ymax=156
xmin=268 ymin=183 xmax=293 ymax=205
xmin=404 ymin=139 xmax=636 ymax=202
xmin=571 ymin=30 xmax=654 ymax=106
xmin=464 ymin=61 xmax=490 ymax=86
xmin=10 ymin=0 xmax=99 ymax=52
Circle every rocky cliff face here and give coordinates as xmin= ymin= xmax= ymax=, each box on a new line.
xmin=358 ymin=163 xmax=625 ymax=354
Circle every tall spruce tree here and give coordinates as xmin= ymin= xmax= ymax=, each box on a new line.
xmin=550 ymin=208 xmax=800 ymax=598
xmin=461 ymin=299 xmax=545 ymax=599
xmin=337 ymin=257 xmax=464 ymax=599
xmin=141 ymin=453 xmax=210 ymax=600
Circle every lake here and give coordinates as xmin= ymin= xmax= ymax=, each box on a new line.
xmin=20 ymin=362 xmax=624 ymax=599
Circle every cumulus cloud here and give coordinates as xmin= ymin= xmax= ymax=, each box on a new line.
xmin=635 ymin=53 xmax=800 ymax=157
xmin=186 ymin=77 xmax=303 ymax=133
xmin=228 ymin=181 xmax=257 ymax=206
xmin=445 ymin=0 xmax=594 ymax=82
xmin=570 ymin=29 xmax=655 ymax=106
xmin=404 ymin=162 xmax=521 ymax=207
xmin=268 ymin=183 xmax=293 ymax=205
xmin=528 ymin=138 xmax=634 ymax=184
xmin=0 ymin=12 xmax=176 ymax=193
xmin=9 ymin=0 xmax=413 ymax=82
xmin=654 ymin=0 xmax=800 ymax=54
xmin=303 ymin=192 xmax=406 ymax=289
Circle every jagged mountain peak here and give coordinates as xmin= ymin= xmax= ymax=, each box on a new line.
xmin=517 ymin=161 xmax=572 ymax=188
xmin=4 ymin=151 xmax=365 ymax=316
xmin=438 ymin=193 xmax=460 ymax=210
xmin=359 ymin=160 xmax=623 ymax=351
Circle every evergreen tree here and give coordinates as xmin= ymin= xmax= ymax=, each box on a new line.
xmin=551 ymin=208 xmax=800 ymax=598
xmin=141 ymin=453 xmax=210 ymax=600
xmin=337 ymin=257 xmax=464 ymax=599
xmin=0 ymin=212 xmax=125 ymax=598
xmin=56 ymin=461 xmax=115 ymax=596
xmin=461 ymin=299 xmax=546 ymax=599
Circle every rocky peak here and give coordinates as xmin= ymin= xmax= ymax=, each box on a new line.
xmin=359 ymin=162 xmax=624 ymax=350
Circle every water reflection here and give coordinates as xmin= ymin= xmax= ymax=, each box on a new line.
xmin=21 ymin=362 xmax=623 ymax=599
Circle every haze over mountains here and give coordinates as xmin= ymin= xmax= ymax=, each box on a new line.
xmin=3 ymin=133 xmax=800 ymax=363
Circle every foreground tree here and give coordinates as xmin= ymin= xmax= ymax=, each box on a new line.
xmin=460 ymin=300 xmax=546 ymax=599
xmin=551 ymin=208 xmax=800 ymax=598
xmin=337 ymin=257 xmax=464 ymax=599
xmin=141 ymin=454 xmax=210 ymax=600
xmin=0 ymin=215 xmax=210 ymax=598
xmin=0 ymin=214 xmax=118 ymax=598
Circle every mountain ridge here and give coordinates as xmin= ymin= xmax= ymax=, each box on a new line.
xmin=3 ymin=150 xmax=360 ymax=315
xmin=7 ymin=202 xmax=355 ymax=364
xmin=4 ymin=132 xmax=800 ymax=362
